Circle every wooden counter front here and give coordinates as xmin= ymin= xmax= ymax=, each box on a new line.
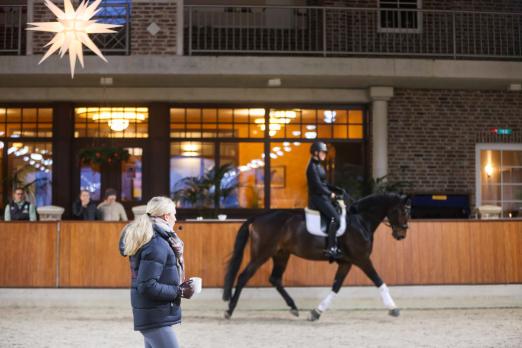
xmin=0 ymin=222 xmax=58 ymax=287
xmin=0 ymin=220 xmax=521 ymax=288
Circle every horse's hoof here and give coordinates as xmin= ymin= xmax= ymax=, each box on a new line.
xmin=308 ymin=309 xmax=321 ymax=321
xmin=388 ymin=308 xmax=400 ymax=317
xmin=290 ymin=308 xmax=299 ymax=317
xmin=224 ymin=310 xmax=232 ymax=320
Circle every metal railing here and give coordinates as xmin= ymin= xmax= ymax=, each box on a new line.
xmin=87 ymin=2 xmax=130 ymax=55
xmin=184 ymin=5 xmax=522 ymax=60
xmin=0 ymin=5 xmax=26 ymax=55
xmin=0 ymin=3 xmax=129 ymax=56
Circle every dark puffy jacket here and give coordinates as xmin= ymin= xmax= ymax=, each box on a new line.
xmin=119 ymin=223 xmax=182 ymax=331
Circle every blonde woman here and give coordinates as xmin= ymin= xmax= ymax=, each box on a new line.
xmin=119 ymin=196 xmax=195 ymax=348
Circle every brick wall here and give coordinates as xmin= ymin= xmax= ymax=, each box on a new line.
xmin=386 ymin=89 xmax=522 ymax=205
xmin=131 ymin=2 xmax=177 ymax=55
xmin=314 ymin=0 xmax=522 ymax=56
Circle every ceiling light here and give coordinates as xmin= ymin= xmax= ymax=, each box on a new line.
xmin=305 ymin=131 xmax=317 ymax=139
xmin=182 ymin=151 xmax=199 ymax=157
xmin=108 ymin=119 xmax=129 ymax=132
xmin=31 ymin=153 xmax=43 ymax=161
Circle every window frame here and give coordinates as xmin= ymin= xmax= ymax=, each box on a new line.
xmin=377 ymin=0 xmax=423 ymax=34
xmin=169 ymin=104 xmax=369 ymax=212
xmin=0 ymin=104 xmax=54 ymax=210
xmin=475 ymin=143 xmax=522 ymax=216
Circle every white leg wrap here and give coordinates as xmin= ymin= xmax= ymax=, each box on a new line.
xmin=379 ymin=284 xmax=397 ymax=310
xmin=317 ymin=291 xmax=337 ymax=312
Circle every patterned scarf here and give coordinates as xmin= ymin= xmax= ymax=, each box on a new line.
xmin=151 ymin=217 xmax=185 ymax=281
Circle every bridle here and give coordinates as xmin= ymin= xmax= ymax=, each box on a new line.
xmin=383 ymin=203 xmax=410 ymax=231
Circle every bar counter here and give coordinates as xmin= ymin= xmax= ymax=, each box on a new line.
xmin=0 ymin=219 xmax=521 ymax=288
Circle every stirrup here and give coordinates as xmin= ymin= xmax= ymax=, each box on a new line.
xmin=324 ymin=247 xmax=343 ymax=260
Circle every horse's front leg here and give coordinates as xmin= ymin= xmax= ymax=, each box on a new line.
xmin=356 ymin=259 xmax=400 ymax=317
xmin=308 ymin=262 xmax=352 ymax=321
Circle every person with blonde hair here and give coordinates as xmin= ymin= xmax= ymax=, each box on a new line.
xmin=119 ymin=196 xmax=195 ymax=348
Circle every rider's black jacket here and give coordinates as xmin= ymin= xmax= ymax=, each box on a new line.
xmin=306 ymin=158 xmax=332 ymax=199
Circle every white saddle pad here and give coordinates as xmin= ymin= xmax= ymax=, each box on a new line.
xmin=305 ymin=200 xmax=346 ymax=237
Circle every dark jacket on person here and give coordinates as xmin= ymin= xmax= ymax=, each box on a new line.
xmin=306 ymin=158 xmax=335 ymax=204
xmin=119 ymin=222 xmax=183 ymax=331
xmin=7 ymin=200 xmax=31 ymax=221
xmin=72 ymin=200 xmax=98 ymax=220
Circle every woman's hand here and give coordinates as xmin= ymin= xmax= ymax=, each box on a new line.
xmin=331 ymin=192 xmax=336 ymax=199
xmin=179 ymin=279 xmax=195 ymax=299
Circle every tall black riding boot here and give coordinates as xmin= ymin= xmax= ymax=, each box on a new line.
xmin=325 ymin=217 xmax=342 ymax=260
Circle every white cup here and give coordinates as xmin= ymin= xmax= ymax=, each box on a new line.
xmin=190 ymin=277 xmax=202 ymax=294
xmin=217 ymin=214 xmax=227 ymax=221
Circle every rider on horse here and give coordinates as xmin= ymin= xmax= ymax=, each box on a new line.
xmin=306 ymin=141 xmax=344 ymax=260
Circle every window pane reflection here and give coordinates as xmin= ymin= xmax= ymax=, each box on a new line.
xmin=121 ymin=148 xmax=142 ymax=202
xmin=80 ymin=164 xmax=101 ymax=201
xmin=7 ymin=142 xmax=52 ymax=207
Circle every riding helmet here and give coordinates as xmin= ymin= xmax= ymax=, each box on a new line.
xmin=310 ymin=141 xmax=328 ymax=154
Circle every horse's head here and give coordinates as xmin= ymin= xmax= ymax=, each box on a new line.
xmin=386 ymin=194 xmax=410 ymax=240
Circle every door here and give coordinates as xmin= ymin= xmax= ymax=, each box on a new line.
xmin=74 ymin=139 xmax=147 ymax=218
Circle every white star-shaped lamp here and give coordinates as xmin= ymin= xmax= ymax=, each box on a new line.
xmin=27 ymin=0 xmax=121 ymax=78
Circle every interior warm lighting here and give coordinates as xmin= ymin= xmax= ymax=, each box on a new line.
xmin=305 ymin=131 xmax=317 ymax=139
xmin=30 ymin=153 xmax=43 ymax=161
xmin=270 ymin=110 xmax=297 ymax=119
xmin=182 ymin=151 xmax=199 ymax=157
xmin=27 ymin=0 xmax=121 ymax=78
xmin=108 ymin=119 xmax=130 ymax=132
xmin=76 ymin=107 xmax=148 ymax=132
xmin=485 ymin=163 xmax=494 ymax=177
xmin=181 ymin=143 xmax=200 ymax=152
xmin=323 ymin=110 xmax=336 ymax=123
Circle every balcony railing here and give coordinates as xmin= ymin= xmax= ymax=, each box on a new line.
xmin=89 ymin=2 xmax=130 ymax=55
xmin=0 ymin=5 xmax=26 ymax=55
xmin=184 ymin=5 xmax=522 ymax=60
xmin=0 ymin=3 xmax=129 ymax=56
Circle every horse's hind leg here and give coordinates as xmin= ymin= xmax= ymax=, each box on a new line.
xmin=225 ymin=256 xmax=269 ymax=319
xmin=357 ymin=259 xmax=400 ymax=317
xmin=309 ymin=262 xmax=352 ymax=321
xmin=269 ymin=251 xmax=299 ymax=317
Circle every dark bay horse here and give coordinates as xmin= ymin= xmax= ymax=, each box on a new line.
xmin=223 ymin=192 xmax=410 ymax=321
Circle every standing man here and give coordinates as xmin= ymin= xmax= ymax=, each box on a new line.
xmin=72 ymin=190 xmax=98 ymax=220
xmin=4 ymin=188 xmax=37 ymax=221
xmin=97 ymin=188 xmax=128 ymax=221
xmin=306 ymin=142 xmax=342 ymax=260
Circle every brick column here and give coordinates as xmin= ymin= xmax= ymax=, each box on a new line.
xmin=369 ymin=87 xmax=394 ymax=179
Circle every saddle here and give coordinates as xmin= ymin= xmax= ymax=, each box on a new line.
xmin=304 ymin=200 xmax=347 ymax=237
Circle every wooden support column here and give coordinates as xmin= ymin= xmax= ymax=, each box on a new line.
xmin=52 ymin=102 xmax=74 ymax=217
xmin=145 ymin=103 xmax=170 ymax=198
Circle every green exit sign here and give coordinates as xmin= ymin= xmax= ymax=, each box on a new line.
xmin=491 ymin=128 xmax=513 ymax=135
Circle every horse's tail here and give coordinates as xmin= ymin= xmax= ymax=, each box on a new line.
xmin=223 ymin=217 xmax=254 ymax=301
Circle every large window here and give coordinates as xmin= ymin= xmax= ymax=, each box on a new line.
xmin=170 ymin=141 xmax=265 ymax=208
xmin=476 ymin=144 xmax=522 ymax=217
xmin=0 ymin=107 xmax=53 ymax=209
xmin=0 ymin=107 xmax=52 ymax=138
xmin=7 ymin=142 xmax=53 ymax=207
xmin=170 ymin=108 xmax=364 ymax=140
xmin=170 ymin=107 xmax=366 ymax=210
xmin=74 ymin=107 xmax=148 ymax=138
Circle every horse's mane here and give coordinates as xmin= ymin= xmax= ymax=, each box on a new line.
xmin=353 ymin=192 xmax=401 ymax=212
